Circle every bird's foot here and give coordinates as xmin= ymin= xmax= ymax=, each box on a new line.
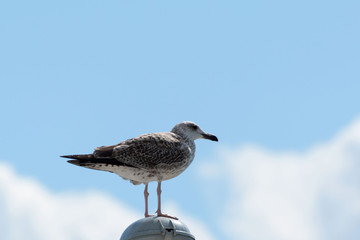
xmin=145 ymin=213 xmax=155 ymax=218
xmin=156 ymin=211 xmax=178 ymax=220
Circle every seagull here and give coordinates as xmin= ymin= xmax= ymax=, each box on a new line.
xmin=61 ymin=121 xmax=218 ymax=219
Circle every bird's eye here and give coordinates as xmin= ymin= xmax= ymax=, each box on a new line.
xmin=190 ymin=125 xmax=198 ymax=130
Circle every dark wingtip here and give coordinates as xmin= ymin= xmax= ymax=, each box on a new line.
xmin=67 ymin=159 xmax=81 ymax=165
xmin=60 ymin=154 xmax=94 ymax=160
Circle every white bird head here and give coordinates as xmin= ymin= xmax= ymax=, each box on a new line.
xmin=171 ymin=121 xmax=218 ymax=142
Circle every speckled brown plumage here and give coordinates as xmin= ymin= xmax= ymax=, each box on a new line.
xmin=117 ymin=134 xmax=192 ymax=168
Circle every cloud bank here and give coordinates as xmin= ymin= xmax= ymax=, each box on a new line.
xmin=0 ymin=163 xmax=215 ymax=240
xmin=0 ymin=162 xmax=142 ymax=240
xmin=200 ymin=118 xmax=360 ymax=240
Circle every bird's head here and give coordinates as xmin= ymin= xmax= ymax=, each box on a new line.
xmin=171 ymin=121 xmax=218 ymax=142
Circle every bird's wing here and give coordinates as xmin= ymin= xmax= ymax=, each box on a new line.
xmin=111 ymin=133 xmax=192 ymax=169
xmin=93 ymin=144 xmax=117 ymax=158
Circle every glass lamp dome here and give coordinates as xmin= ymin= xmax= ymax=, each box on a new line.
xmin=120 ymin=216 xmax=195 ymax=240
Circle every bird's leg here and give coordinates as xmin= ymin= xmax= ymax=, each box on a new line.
xmin=155 ymin=181 xmax=178 ymax=220
xmin=144 ymin=183 xmax=153 ymax=218
xmin=155 ymin=181 xmax=162 ymax=215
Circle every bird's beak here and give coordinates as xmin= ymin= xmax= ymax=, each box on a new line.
xmin=201 ymin=133 xmax=218 ymax=142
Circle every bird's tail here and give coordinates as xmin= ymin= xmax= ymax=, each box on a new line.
xmin=61 ymin=154 xmax=95 ymax=166
xmin=61 ymin=154 xmax=130 ymax=169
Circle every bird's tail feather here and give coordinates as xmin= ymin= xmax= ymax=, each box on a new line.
xmin=61 ymin=154 xmax=94 ymax=160
xmin=61 ymin=154 xmax=96 ymax=167
xmin=61 ymin=154 xmax=134 ymax=168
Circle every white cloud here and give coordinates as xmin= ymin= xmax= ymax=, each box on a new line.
xmin=199 ymin=118 xmax=360 ymax=240
xmin=0 ymin=162 xmax=216 ymax=240
xmin=0 ymin=162 xmax=141 ymax=240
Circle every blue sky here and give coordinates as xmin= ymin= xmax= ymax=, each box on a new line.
xmin=1 ymin=1 xmax=360 ymax=239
